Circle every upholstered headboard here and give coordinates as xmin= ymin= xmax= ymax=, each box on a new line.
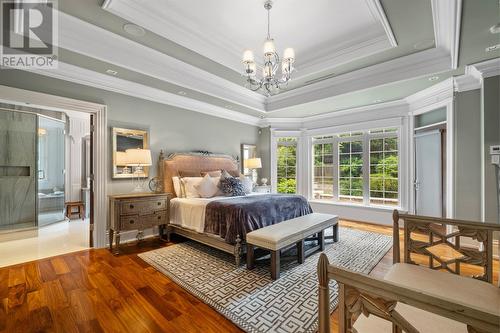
xmin=159 ymin=152 xmax=239 ymax=197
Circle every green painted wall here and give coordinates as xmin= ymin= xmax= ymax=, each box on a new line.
xmin=483 ymin=76 xmax=500 ymax=223
xmin=257 ymin=127 xmax=271 ymax=182
xmin=0 ymin=70 xmax=260 ymax=194
xmin=454 ymin=89 xmax=482 ymax=221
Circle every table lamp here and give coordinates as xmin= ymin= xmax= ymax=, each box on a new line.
xmin=125 ymin=148 xmax=152 ymax=192
xmin=244 ymin=157 xmax=262 ymax=184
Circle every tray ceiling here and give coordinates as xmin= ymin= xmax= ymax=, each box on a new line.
xmin=103 ymin=0 xmax=396 ymax=79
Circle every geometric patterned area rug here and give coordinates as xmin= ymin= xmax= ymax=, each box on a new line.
xmin=139 ymin=228 xmax=392 ymax=333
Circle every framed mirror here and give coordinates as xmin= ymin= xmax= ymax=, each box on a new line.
xmin=112 ymin=127 xmax=149 ymax=179
xmin=240 ymin=143 xmax=257 ymax=176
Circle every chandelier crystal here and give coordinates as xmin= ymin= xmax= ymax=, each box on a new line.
xmin=242 ymin=0 xmax=295 ymax=96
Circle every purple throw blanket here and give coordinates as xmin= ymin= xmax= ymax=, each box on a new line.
xmin=204 ymin=194 xmax=312 ymax=244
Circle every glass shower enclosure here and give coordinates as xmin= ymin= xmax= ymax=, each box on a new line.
xmin=0 ymin=109 xmax=65 ymax=234
xmin=37 ymin=116 xmax=65 ymax=227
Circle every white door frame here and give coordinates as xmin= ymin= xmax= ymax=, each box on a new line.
xmin=0 ymin=85 xmax=108 ymax=248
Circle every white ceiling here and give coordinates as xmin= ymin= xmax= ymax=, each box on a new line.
xmin=103 ymin=0 xmax=396 ymax=79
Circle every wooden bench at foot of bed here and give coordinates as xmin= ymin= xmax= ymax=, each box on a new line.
xmin=246 ymin=213 xmax=339 ymax=280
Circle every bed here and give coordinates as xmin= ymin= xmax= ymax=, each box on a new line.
xmin=159 ymin=152 xmax=312 ymax=265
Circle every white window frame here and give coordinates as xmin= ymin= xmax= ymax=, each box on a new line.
xmin=306 ymin=117 xmax=408 ymax=211
xmin=270 ymin=130 xmax=302 ymax=194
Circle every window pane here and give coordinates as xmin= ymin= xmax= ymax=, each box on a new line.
xmin=313 ymin=143 xmax=334 ymax=200
xmin=370 ymin=138 xmax=383 ymax=152
xmin=369 ymin=136 xmax=399 ymax=206
xmin=277 ymin=138 xmax=297 ymax=194
xmin=338 ymin=141 xmax=363 ymax=202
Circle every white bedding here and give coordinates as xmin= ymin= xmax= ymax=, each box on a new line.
xmin=170 ymin=193 xmax=265 ymax=233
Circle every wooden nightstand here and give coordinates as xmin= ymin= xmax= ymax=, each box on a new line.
xmin=253 ymin=185 xmax=271 ymax=193
xmin=109 ymin=192 xmax=170 ymax=254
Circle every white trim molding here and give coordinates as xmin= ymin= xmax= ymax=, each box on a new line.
xmin=470 ymin=57 xmax=500 ymax=79
xmin=405 ymin=77 xmax=454 ymax=114
xmin=431 ymin=0 xmax=462 ymax=69
xmin=25 ymin=61 xmax=262 ymax=126
xmin=0 ymin=85 xmax=108 ymax=248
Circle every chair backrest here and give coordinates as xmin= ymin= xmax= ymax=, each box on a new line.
xmin=392 ymin=210 xmax=500 ymax=284
xmin=317 ymin=254 xmax=500 ymax=333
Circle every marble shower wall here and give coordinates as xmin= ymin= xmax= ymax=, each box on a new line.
xmin=0 ymin=110 xmax=37 ymax=230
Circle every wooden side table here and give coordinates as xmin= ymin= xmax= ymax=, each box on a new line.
xmin=109 ymin=192 xmax=170 ymax=254
xmin=65 ymin=201 xmax=85 ymax=220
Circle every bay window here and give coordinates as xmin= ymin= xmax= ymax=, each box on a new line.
xmin=311 ymin=128 xmax=399 ymax=208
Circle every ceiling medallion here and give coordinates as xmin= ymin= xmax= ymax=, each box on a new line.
xmin=242 ymin=0 xmax=295 ymax=96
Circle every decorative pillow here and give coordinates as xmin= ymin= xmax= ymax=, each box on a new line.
xmin=220 ymin=169 xmax=234 ymax=180
xmin=219 ymin=177 xmax=246 ymax=197
xmin=172 ymin=176 xmax=183 ymax=197
xmin=194 ymin=174 xmax=219 ymax=198
xmin=180 ymin=177 xmax=203 ymax=198
xmin=201 ymin=170 xmax=222 ymax=177
xmin=239 ymin=175 xmax=253 ymax=194
xmin=178 ymin=170 xmax=201 ymax=177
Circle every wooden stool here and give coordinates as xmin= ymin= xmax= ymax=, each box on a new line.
xmin=65 ymin=201 xmax=85 ymax=220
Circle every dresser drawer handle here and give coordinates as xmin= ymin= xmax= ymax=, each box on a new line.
xmin=157 ymin=216 xmax=161 ymax=220
xmin=129 ymin=220 xmax=135 ymax=224
xmin=157 ymin=202 xmax=162 ymax=206
xmin=129 ymin=204 xmax=134 ymax=209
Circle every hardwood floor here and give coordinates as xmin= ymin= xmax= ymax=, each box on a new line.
xmin=0 ymin=221 xmax=498 ymax=333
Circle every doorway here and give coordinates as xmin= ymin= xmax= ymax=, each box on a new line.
xmin=413 ymin=107 xmax=447 ymax=217
xmin=0 ymin=106 xmax=94 ymax=267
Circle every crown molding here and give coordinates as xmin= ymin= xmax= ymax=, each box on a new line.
xmin=365 ymin=0 xmax=398 ymax=47
xmin=470 ymin=57 xmax=500 ymax=79
xmin=405 ymin=77 xmax=454 ymax=113
xmin=262 ymin=100 xmax=408 ymax=129
xmin=57 ymin=11 xmax=267 ymax=113
xmin=20 ymin=61 xmax=261 ymax=126
xmin=431 ymin=0 xmax=462 ymax=69
xmin=453 ymin=72 xmax=481 ymax=92
xmin=103 ymin=0 xmax=396 ymax=80
xmin=266 ymin=47 xmax=451 ymax=112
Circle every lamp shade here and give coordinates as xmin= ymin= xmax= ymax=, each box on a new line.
xmin=115 ymin=151 xmax=130 ymax=166
xmin=244 ymin=157 xmax=262 ymax=169
xmin=125 ymin=148 xmax=152 ymax=166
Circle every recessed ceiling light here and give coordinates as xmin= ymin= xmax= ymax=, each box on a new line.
xmin=428 ymin=76 xmax=439 ymax=81
xmin=105 ymin=69 xmax=118 ymax=76
xmin=490 ymin=23 xmax=500 ymax=34
xmin=178 ymin=91 xmax=187 ymax=96
xmin=373 ymin=99 xmax=383 ymax=103
xmin=123 ymin=23 xmax=146 ymax=37
xmin=225 ymin=105 xmax=232 ymax=108
xmin=486 ymin=44 xmax=500 ymax=52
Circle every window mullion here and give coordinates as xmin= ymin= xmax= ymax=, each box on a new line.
xmin=362 ymin=133 xmax=370 ymax=205
xmin=333 ymin=137 xmax=339 ymax=201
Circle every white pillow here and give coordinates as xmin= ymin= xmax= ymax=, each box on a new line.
xmin=172 ymin=176 xmax=183 ymax=197
xmin=181 ymin=177 xmax=203 ymax=198
xmin=212 ymin=176 xmax=224 ymax=196
xmin=194 ymin=174 xmax=219 ymax=198
xmin=239 ymin=175 xmax=253 ymax=194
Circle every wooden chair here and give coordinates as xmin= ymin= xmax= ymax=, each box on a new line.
xmin=317 ymin=210 xmax=500 ymax=333
xmin=65 ymin=201 xmax=85 ymax=220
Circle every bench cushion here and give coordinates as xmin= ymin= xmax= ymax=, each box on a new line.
xmin=384 ymin=263 xmax=500 ymax=316
xmin=353 ymin=302 xmax=467 ymax=333
xmin=246 ymin=213 xmax=337 ymax=251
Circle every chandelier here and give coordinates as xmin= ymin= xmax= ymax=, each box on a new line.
xmin=242 ymin=0 xmax=295 ymax=96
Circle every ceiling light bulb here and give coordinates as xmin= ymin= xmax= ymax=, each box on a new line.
xmin=283 ymin=48 xmax=295 ymax=62
xmin=428 ymin=76 xmax=439 ymax=81
xmin=242 ymin=50 xmax=254 ymax=63
xmin=263 ymin=39 xmax=276 ymax=56
xmin=247 ymin=62 xmax=257 ymax=76
xmin=263 ymin=65 xmax=273 ymax=78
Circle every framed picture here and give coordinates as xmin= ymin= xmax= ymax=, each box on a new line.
xmin=112 ymin=127 xmax=149 ymax=179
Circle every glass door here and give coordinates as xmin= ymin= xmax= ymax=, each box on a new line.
xmin=37 ymin=116 xmax=65 ymax=227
